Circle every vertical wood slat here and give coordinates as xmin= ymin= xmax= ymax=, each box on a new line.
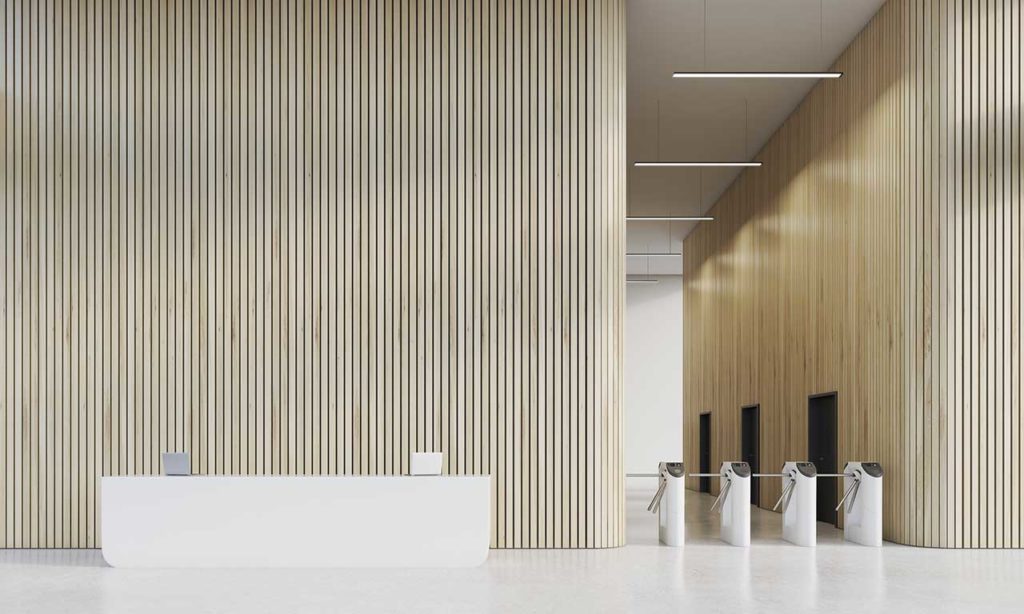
xmin=0 ymin=0 xmax=625 ymax=550
xmin=683 ymin=0 xmax=1022 ymax=547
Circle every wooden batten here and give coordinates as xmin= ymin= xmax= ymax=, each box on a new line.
xmin=0 ymin=0 xmax=626 ymax=550
xmin=684 ymin=0 xmax=1022 ymax=548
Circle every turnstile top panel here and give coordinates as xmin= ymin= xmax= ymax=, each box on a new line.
xmin=795 ymin=462 xmax=817 ymax=477
xmin=729 ymin=462 xmax=751 ymax=478
xmin=662 ymin=462 xmax=685 ymax=478
xmin=861 ymin=462 xmax=883 ymax=477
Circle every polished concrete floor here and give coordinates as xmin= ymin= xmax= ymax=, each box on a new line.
xmin=3 ymin=482 xmax=1023 ymax=613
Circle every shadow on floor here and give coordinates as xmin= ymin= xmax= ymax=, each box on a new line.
xmin=626 ymin=482 xmax=845 ymax=547
xmin=0 ymin=548 xmax=108 ymax=568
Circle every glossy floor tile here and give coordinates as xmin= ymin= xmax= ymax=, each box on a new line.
xmin=2 ymin=484 xmax=1022 ymax=613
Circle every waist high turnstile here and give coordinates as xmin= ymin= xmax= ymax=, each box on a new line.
xmin=711 ymin=462 xmax=751 ymax=546
xmin=646 ymin=458 xmax=881 ymax=549
xmin=774 ymin=462 xmax=817 ymax=547
xmin=840 ymin=462 xmax=883 ymax=546
xmin=647 ymin=462 xmax=686 ymax=546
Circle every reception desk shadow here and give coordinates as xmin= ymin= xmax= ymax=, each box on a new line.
xmin=0 ymin=548 xmax=108 ymax=568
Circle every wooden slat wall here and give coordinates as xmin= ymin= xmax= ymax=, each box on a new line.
xmin=0 ymin=0 xmax=626 ymax=549
xmin=684 ymin=0 xmax=1021 ymax=547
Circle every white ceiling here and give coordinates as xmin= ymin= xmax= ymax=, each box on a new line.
xmin=626 ymin=0 xmax=887 ymax=241
xmin=626 ymin=221 xmax=685 ymax=276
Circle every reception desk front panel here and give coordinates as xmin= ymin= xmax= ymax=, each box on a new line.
xmin=101 ymin=476 xmax=491 ymax=568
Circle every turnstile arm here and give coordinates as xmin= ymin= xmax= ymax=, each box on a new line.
xmin=835 ymin=476 xmax=861 ymax=512
xmin=648 ymin=478 xmax=668 ymax=513
xmin=772 ymin=478 xmax=796 ymax=512
xmin=709 ymin=479 xmax=732 ymax=513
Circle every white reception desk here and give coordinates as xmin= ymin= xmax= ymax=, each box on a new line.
xmin=101 ymin=475 xmax=491 ymax=568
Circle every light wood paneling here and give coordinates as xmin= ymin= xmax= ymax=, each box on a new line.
xmin=684 ymin=0 xmax=1021 ymax=547
xmin=1 ymin=0 xmax=627 ymax=549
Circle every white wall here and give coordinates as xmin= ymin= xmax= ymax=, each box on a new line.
xmin=624 ymin=275 xmax=683 ymax=476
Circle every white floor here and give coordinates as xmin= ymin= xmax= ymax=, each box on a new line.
xmin=3 ymin=484 xmax=1024 ymax=613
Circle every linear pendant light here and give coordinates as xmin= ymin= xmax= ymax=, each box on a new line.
xmin=627 ymin=216 xmax=713 ymax=222
xmin=633 ymin=161 xmax=761 ymax=168
xmin=672 ymin=71 xmax=842 ymax=79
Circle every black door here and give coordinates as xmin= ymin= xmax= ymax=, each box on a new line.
xmin=741 ymin=405 xmax=760 ymax=506
xmin=808 ymin=393 xmax=838 ymax=525
xmin=699 ymin=413 xmax=711 ymax=493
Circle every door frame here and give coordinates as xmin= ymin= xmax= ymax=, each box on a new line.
xmin=741 ymin=404 xmax=760 ymax=507
xmin=698 ymin=412 xmax=711 ymax=493
xmin=808 ymin=391 xmax=839 ymax=527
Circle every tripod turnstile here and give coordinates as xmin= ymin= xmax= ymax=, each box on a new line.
xmin=840 ymin=461 xmax=883 ymax=546
xmin=647 ymin=462 xmax=686 ymax=546
xmin=775 ymin=461 xmax=817 ymax=547
xmin=711 ymin=461 xmax=751 ymax=546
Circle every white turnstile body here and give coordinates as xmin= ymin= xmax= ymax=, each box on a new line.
xmin=842 ymin=461 xmax=883 ymax=546
xmin=780 ymin=461 xmax=817 ymax=547
xmin=658 ymin=462 xmax=686 ymax=546
xmin=718 ymin=462 xmax=751 ymax=546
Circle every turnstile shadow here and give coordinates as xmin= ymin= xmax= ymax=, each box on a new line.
xmin=684 ymin=492 xmax=846 ymax=546
xmin=626 ymin=485 xmax=849 ymax=547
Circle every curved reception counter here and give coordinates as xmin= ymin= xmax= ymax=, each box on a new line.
xmin=101 ymin=475 xmax=491 ymax=568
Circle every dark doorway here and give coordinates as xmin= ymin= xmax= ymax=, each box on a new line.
xmin=741 ymin=405 xmax=760 ymax=506
xmin=808 ymin=393 xmax=838 ymax=525
xmin=699 ymin=413 xmax=711 ymax=493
